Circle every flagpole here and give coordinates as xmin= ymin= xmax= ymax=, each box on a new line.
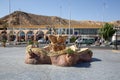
xmin=68 ymin=0 xmax=71 ymax=43
xmin=69 ymin=10 xmax=71 ymax=37
xmin=8 ymin=0 xmax=11 ymax=43
xmin=102 ymin=1 xmax=106 ymax=25
xmin=9 ymin=0 xmax=13 ymax=34
xmin=60 ymin=6 xmax=62 ymax=34
xmin=9 ymin=0 xmax=11 ymax=28
xmin=9 ymin=0 xmax=11 ymax=16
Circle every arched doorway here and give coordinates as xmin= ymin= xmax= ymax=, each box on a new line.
xmin=36 ymin=31 xmax=44 ymax=40
xmin=18 ymin=31 xmax=25 ymax=42
xmin=27 ymin=31 xmax=34 ymax=41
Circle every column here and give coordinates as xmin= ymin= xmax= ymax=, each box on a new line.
xmin=73 ymin=28 xmax=74 ymax=35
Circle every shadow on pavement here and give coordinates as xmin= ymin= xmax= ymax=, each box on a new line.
xmin=73 ymin=58 xmax=101 ymax=68
xmin=74 ymin=62 xmax=91 ymax=68
xmin=91 ymin=58 xmax=102 ymax=62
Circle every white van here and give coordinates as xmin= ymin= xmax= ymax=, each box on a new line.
xmin=75 ymin=38 xmax=95 ymax=44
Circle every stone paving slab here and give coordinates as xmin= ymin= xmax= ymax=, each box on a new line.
xmin=0 ymin=47 xmax=120 ymax=80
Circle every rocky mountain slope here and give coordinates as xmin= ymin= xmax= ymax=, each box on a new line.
xmin=0 ymin=11 xmax=120 ymax=28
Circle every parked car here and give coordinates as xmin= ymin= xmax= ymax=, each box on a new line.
xmin=110 ymin=40 xmax=120 ymax=45
xmin=66 ymin=38 xmax=70 ymax=44
xmin=38 ymin=38 xmax=46 ymax=43
xmin=75 ymin=38 xmax=95 ymax=45
xmin=75 ymin=38 xmax=82 ymax=44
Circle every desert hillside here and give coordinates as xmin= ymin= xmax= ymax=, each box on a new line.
xmin=0 ymin=11 xmax=119 ymax=28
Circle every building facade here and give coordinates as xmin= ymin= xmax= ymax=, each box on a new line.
xmin=0 ymin=27 xmax=99 ymax=42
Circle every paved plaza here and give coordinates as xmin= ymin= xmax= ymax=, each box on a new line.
xmin=0 ymin=47 xmax=120 ymax=80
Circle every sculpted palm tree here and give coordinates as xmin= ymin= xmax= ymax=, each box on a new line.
xmin=98 ymin=23 xmax=116 ymax=41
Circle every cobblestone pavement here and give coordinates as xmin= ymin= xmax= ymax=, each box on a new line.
xmin=0 ymin=47 xmax=120 ymax=80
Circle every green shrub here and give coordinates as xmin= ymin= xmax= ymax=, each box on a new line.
xmin=2 ymin=39 xmax=7 ymax=43
xmin=70 ymin=36 xmax=76 ymax=43
xmin=66 ymin=48 xmax=74 ymax=54
xmin=28 ymin=40 xmax=34 ymax=45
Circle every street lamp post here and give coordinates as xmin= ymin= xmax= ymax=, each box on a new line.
xmin=115 ymin=29 xmax=118 ymax=50
xmin=113 ymin=26 xmax=119 ymax=50
xmin=115 ymin=32 xmax=118 ymax=50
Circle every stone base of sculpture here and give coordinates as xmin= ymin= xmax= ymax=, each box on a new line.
xmin=25 ymin=45 xmax=51 ymax=64
xmin=25 ymin=34 xmax=93 ymax=67
xmin=25 ymin=45 xmax=93 ymax=67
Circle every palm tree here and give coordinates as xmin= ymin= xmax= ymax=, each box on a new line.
xmin=1 ymin=30 xmax=7 ymax=47
xmin=0 ymin=20 xmax=8 ymax=47
xmin=98 ymin=23 xmax=116 ymax=41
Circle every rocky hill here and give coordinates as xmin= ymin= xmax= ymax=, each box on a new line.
xmin=0 ymin=11 xmax=68 ymax=26
xmin=0 ymin=11 xmax=120 ymax=28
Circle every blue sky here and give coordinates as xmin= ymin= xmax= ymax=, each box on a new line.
xmin=0 ymin=0 xmax=120 ymax=22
